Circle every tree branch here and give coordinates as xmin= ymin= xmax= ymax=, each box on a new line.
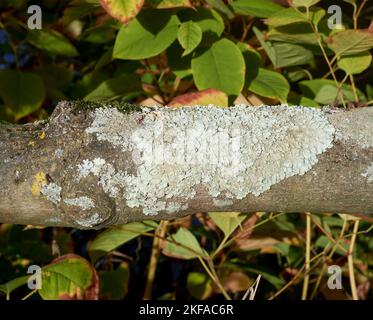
xmin=0 ymin=101 xmax=372 ymax=229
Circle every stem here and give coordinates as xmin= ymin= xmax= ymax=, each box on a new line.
xmin=355 ymin=0 xmax=368 ymax=29
xmin=349 ymin=74 xmax=359 ymax=102
xmin=207 ymin=258 xmax=232 ymax=300
xmin=21 ymin=289 xmax=37 ymax=300
xmin=309 ymin=218 xmax=348 ymax=299
xmin=143 ymin=221 xmax=169 ymax=300
xmin=198 ymin=257 xmax=231 ymax=300
xmin=292 ymin=6 xmax=346 ymax=107
xmin=348 ymin=219 xmax=360 ymax=300
xmin=301 ymin=212 xmax=311 ymax=300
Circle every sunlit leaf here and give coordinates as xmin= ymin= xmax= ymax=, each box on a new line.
xmin=39 ymin=254 xmax=99 ymax=300
xmin=192 ymin=38 xmax=245 ymax=97
xmin=27 ymin=29 xmax=78 ymax=56
xmin=89 ymin=221 xmax=158 ymax=261
xmin=338 ymin=51 xmax=372 ymax=75
xmin=289 ymin=0 xmax=320 ymax=8
xmin=208 ymin=212 xmax=246 ymax=238
xmin=230 ymin=0 xmax=283 ymax=18
xmin=248 ymin=68 xmax=290 ymax=102
xmin=168 ymin=89 xmax=228 ymax=107
xmin=177 ymin=21 xmax=202 ymax=56
xmin=327 ymin=29 xmax=373 ymax=56
xmin=113 ymin=9 xmax=180 ymax=59
xmin=147 ymin=0 xmax=192 ymax=8
xmin=100 ymin=0 xmax=144 ymax=24
xmin=163 ymin=227 xmax=208 ymax=259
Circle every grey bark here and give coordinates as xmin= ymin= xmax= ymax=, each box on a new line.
xmin=0 ymin=101 xmax=372 ymax=229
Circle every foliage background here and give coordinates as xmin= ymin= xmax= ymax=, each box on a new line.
xmin=0 ymin=0 xmax=372 ymax=300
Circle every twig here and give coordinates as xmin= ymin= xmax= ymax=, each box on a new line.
xmin=301 ymin=212 xmax=312 ymax=300
xmin=143 ymin=220 xmax=169 ymax=299
xmin=348 ymin=219 xmax=360 ymax=300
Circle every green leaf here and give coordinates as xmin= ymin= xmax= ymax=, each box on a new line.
xmin=266 ymin=7 xmax=324 ymax=27
xmin=187 ymin=272 xmax=212 ymax=299
xmin=100 ymin=0 xmax=144 ymax=24
xmin=191 ymin=38 xmax=245 ymax=97
xmin=290 ymin=0 xmax=320 ymax=8
xmin=230 ymin=0 xmax=283 ymax=18
xmin=163 ymin=227 xmax=208 ymax=259
xmin=178 ymin=8 xmax=225 ymax=41
xmin=248 ymin=68 xmax=290 ymax=102
xmin=208 ymin=212 xmax=246 ymax=238
xmin=177 ymin=21 xmax=202 ymax=56
xmin=268 ymin=24 xmax=321 ymax=46
xmin=27 ymin=29 xmax=78 ymax=56
xmin=273 ymin=242 xmax=304 ymax=265
xmin=89 ymin=221 xmax=158 ymax=260
xmin=338 ymin=51 xmax=372 ymax=75
xmin=236 ymin=42 xmax=261 ymax=86
xmin=252 ymin=27 xmax=276 ymax=66
xmin=99 ymin=262 xmax=130 ymax=300
xmin=0 ymin=70 xmax=46 ymax=120
xmin=327 ymin=29 xmax=373 ymax=56
xmin=113 ymin=9 xmax=180 ymax=60
xmin=271 ymin=42 xmax=314 ymax=68
xmin=84 ymin=73 xmax=140 ymax=101
xmin=299 ymin=79 xmax=366 ymax=104
xmin=39 ymin=254 xmax=99 ymax=300
xmin=169 ymin=89 xmax=228 ymax=107
xmin=205 ymin=0 xmax=234 ymax=19
xmin=265 ymin=7 xmax=307 ymax=27
xmin=315 ymin=235 xmax=348 ymax=256
xmin=146 ymin=0 xmax=192 ymax=8
xmin=0 ymin=276 xmax=30 ymax=298
xmin=289 ymin=95 xmax=320 ymax=108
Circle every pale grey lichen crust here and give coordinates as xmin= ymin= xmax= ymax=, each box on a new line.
xmin=362 ymin=164 xmax=373 ymax=183
xmin=41 ymin=183 xmax=61 ymax=204
xmin=75 ymin=213 xmax=103 ymax=228
xmin=63 ymin=196 xmax=95 ymax=210
xmin=82 ymin=104 xmax=335 ymax=215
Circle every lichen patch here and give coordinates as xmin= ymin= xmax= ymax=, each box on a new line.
xmin=64 ymin=196 xmax=95 ymax=210
xmin=84 ymin=105 xmax=335 ymax=215
xmin=362 ymin=164 xmax=373 ymax=183
xmin=75 ymin=213 xmax=103 ymax=228
xmin=41 ymin=183 xmax=61 ymax=204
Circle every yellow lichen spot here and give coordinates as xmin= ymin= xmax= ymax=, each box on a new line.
xmin=28 ymin=140 xmax=35 ymax=146
xmin=38 ymin=131 xmax=46 ymax=139
xmin=31 ymin=172 xmax=47 ymax=196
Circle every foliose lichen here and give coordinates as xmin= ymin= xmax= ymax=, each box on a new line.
xmin=64 ymin=196 xmax=95 ymax=210
xmin=41 ymin=183 xmax=61 ymax=204
xmin=82 ymin=104 xmax=335 ymax=215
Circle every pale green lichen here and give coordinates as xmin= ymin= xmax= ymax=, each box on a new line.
xmin=41 ymin=183 xmax=61 ymax=204
xmin=64 ymin=196 xmax=95 ymax=210
xmin=75 ymin=212 xmax=103 ymax=228
xmin=83 ymin=104 xmax=335 ymax=215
